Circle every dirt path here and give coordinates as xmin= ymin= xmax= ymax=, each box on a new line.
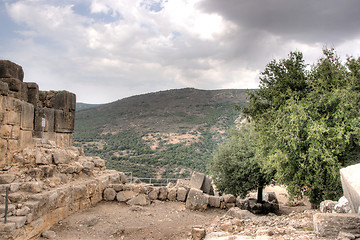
xmin=45 ymin=201 xmax=225 ymax=240
xmin=42 ymin=186 xmax=312 ymax=240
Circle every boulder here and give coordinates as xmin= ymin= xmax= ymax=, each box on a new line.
xmin=185 ymin=188 xmax=209 ymax=211
xmin=335 ymin=196 xmax=352 ymax=213
xmin=41 ymin=230 xmax=56 ymax=239
xmin=116 ymin=191 xmax=137 ymax=202
xmin=158 ymin=187 xmax=168 ymax=201
xmin=167 ymin=188 xmax=177 ymax=201
xmin=192 ymin=226 xmax=206 ymax=240
xmin=177 ymin=187 xmax=188 ymax=202
xmin=127 ymin=194 xmax=150 ymax=206
xmin=320 ymin=200 xmax=337 ymax=213
xmin=103 ymin=188 xmax=116 ymax=201
xmin=313 ymin=213 xmax=360 ymax=237
xmin=223 ymin=194 xmax=236 ymax=203
xmin=226 ymin=207 xmax=257 ymax=220
xmin=190 ymin=172 xmax=205 ymax=190
xmin=208 ymin=196 xmax=221 ymax=208
xmin=340 ymin=163 xmax=360 ymax=213
xmin=148 ymin=188 xmax=159 ymax=200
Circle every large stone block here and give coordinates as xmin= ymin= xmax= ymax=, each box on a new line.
xmin=0 ymin=78 xmax=22 ymax=92
xmin=34 ymin=107 xmax=55 ymax=132
xmin=0 ymin=60 xmax=24 ymax=81
xmin=340 ymin=163 xmax=360 ymax=213
xmin=0 ymin=81 xmax=8 ymax=96
xmin=55 ymin=133 xmax=73 ymax=148
xmin=20 ymin=130 xmax=34 ymax=149
xmin=54 ymin=110 xmax=75 ymax=133
xmin=190 ymin=172 xmax=205 ymax=190
xmin=4 ymin=110 xmax=20 ymax=126
xmin=51 ymin=91 xmax=76 ymax=111
xmin=26 ymin=82 xmax=39 ymax=106
xmin=0 ymin=139 xmax=6 ymax=169
xmin=0 ymin=124 xmax=12 ymax=138
xmin=185 ymin=188 xmax=209 ymax=211
xmin=201 ymin=175 xmax=213 ymax=195
xmin=313 ymin=213 xmax=360 ymax=237
xmin=20 ymin=102 xmax=34 ymax=131
xmin=2 ymin=96 xmax=22 ymax=112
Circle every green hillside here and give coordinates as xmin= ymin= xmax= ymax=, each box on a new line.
xmin=74 ymin=88 xmax=250 ymax=178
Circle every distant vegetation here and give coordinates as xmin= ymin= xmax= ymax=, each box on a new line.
xmin=74 ymin=88 xmax=250 ymax=178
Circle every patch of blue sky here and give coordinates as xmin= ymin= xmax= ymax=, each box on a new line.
xmin=71 ymin=1 xmax=123 ymax=24
xmin=140 ymin=0 xmax=164 ymax=13
xmin=0 ymin=5 xmax=21 ymax=45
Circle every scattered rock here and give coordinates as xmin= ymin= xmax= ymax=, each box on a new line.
xmin=41 ymin=230 xmax=56 ymax=239
xmin=103 ymin=188 xmax=116 ymax=201
xmin=192 ymin=226 xmax=206 ymax=240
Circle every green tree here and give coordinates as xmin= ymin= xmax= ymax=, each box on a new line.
xmin=244 ymin=49 xmax=360 ymax=206
xmin=210 ymin=124 xmax=271 ymax=202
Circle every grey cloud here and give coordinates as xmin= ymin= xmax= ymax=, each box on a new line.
xmin=199 ymin=0 xmax=360 ymax=44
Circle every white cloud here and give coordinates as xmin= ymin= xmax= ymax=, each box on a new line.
xmin=2 ymin=0 xmax=360 ymax=103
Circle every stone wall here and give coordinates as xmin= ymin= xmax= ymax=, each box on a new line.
xmin=0 ymin=60 xmax=75 ymax=170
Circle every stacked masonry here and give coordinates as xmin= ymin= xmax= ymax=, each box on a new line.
xmin=0 ymin=60 xmax=75 ymax=170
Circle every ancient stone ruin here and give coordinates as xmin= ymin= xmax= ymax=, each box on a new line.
xmin=0 ymin=60 xmax=75 ymax=169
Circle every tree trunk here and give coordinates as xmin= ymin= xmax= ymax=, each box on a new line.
xmin=257 ymin=187 xmax=263 ymax=203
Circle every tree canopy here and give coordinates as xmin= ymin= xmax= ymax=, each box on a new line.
xmin=210 ymin=124 xmax=272 ymax=202
xmin=243 ymin=49 xmax=360 ymax=206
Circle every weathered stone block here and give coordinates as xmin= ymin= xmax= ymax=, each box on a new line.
xmin=20 ymin=102 xmax=34 ymax=131
xmin=53 ymin=149 xmax=71 ymax=165
xmin=51 ymin=91 xmax=76 ymax=111
xmin=185 ymin=188 xmax=209 ymax=211
xmin=4 ymin=110 xmax=20 ymax=125
xmin=20 ymin=130 xmax=33 ymax=149
xmin=10 ymin=125 xmax=20 ymax=139
xmin=177 ymin=187 xmax=188 ymax=202
xmin=26 ymin=82 xmax=39 ymax=106
xmin=208 ymin=196 xmax=221 ymax=208
xmin=167 ymin=187 xmax=177 ymax=201
xmin=116 ymin=191 xmax=137 ymax=202
xmin=0 ymin=124 xmax=12 ymax=138
xmin=158 ymin=187 xmax=168 ymax=201
xmin=0 ymin=139 xmax=6 ymax=169
xmin=127 ymin=194 xmax=150 ymax=206
xmin=6 ymin=216 xmax=27 ymax=229
xmin=0 ymin=82 xmax=8 ymax=96
xmin=201 ymin=175 xmax=213 ymax=195
xmin=190 ymin=172 xmax=205 ymax=190
xmin=21 ymin=82 xmax=28 ymax=102
xmin=340 ymin=163 xmax=360 ymax=213
xmin=0 ymin=78 xmax=22 ymax=92
xmin=226 ymin=207 xmax=257 ymax=220
xmin=0 ymin=60 xmax=24 ymax=81
xmin=149 ymin=188 xmax=159 ymax=200
xmin=0 ymin=173 xmax=16 ymax=184
xmin=55 ymin=133 xmax=73 ymax=147
xmin=223 ymin=194 xmax=236 ymax=203
xmin=34 ymin=107 xmax=55 ymax=132
xmin=7 ymin=139 xmax=20 ymax=153
xmin=103 ymin=188 xmax=117 ymax=201
xmin=54 ymin=110 xmax=75 ymax=133
xmin=313 ymin=213 xmax=360 ymax=237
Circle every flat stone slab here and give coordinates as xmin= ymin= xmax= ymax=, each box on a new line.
xmin=340 ymin=163 xmax=360 ymax=213
xmin=313 ymin=213 xmax=360 ymax=237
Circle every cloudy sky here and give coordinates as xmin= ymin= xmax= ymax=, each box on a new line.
xmin=1 ymin=0 xmax=360 ymax=103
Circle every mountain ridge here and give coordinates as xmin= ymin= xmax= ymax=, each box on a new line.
xmin=74 ymin=88 xmax=251 ymax=178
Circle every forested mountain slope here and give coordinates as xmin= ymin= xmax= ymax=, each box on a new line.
xmin=74 ymin=88 xmax=250 ymax=178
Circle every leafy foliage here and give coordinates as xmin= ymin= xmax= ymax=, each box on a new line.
xmin=210 ymin=124 xmax=271 ymax=199
xmin=243 ymin=49 xmax=360 ymax=206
